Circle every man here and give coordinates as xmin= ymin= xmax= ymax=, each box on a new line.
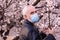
xmin=20 ymin=5 xmax=56 ymax=40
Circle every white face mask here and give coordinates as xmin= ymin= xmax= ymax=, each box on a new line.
xmin=30 ymin=13 xmax=40 ymax=23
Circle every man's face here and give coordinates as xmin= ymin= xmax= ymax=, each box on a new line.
xmin=24 ymin=10 xmax=36 ymax=20
xmin=24 ymin=10 xmax=40 ymax=23
xmin=23 ymin=5 xmax=40 ymax=23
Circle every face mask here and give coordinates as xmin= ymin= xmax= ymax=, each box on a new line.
xmin=30 ymin=13 xmax=39 ymax=23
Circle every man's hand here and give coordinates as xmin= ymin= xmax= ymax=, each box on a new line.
xmin=48 ymin=28 xmax=55 ymax=35
xmin=42 ymin=26 xmax=56 ymax=35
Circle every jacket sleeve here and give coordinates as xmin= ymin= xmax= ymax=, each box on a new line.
xmin=43 ymin=34 xmax=56 ymax=40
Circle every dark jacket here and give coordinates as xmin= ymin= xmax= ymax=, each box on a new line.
xmin=20 ymin=20 xmax=56 ymax=40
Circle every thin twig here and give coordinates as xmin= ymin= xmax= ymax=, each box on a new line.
xmin=32 ymin=0 xmax=41 ymax=6
xmin=6 ymin=0 xmax=13 ymax=8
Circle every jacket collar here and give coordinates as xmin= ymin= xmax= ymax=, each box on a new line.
xmin=24 ymin=19 xmax=34 ymax=27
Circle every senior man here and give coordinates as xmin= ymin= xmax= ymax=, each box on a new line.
xmin=19 ymin=5 xmax=56 ymax=40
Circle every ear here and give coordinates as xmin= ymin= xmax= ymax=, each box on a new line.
xmin=32 ymin=0 xmax=41 ymax=6
xmin=24 ymin=15 xmax=28 ymax=19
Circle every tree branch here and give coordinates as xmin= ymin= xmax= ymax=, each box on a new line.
xmin=6 ymin=0 xmax=13 ymax=8
xmin=32 ymin=0 xmax=41 ymax=6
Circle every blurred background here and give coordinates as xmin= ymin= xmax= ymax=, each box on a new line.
xmin=0 ymin=0 xmax=60 ymax=40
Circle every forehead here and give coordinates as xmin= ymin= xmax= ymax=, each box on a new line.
xmin=28 ymin=5 xmax=36 ymax=11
